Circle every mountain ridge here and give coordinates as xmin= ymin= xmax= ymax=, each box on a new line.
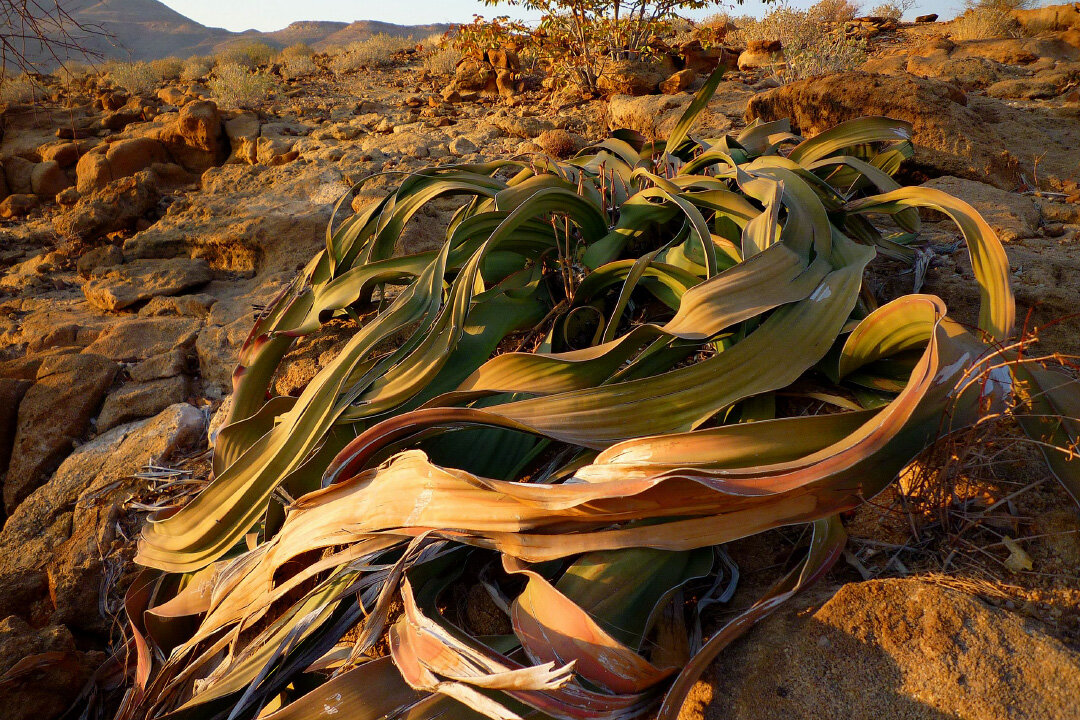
xmin=16 ymin=0 xmax=451 ymax=68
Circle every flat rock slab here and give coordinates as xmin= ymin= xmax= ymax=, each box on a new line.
xmin=702 ymin=578 xmax=1080 ymax=720
xmin=4 ymin=353 xmax=118 ymax=514
xmin=97 ymin=375 xmax=189 ymax=432
xmin=81 ymin=316 xmax=201 ymax=362
xmin=82 ymin=257 xmax=212 ymax=311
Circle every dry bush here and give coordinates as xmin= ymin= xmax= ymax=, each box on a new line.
xmin=870 ymin=0 xmax=917 ymax=21
xmin=951 ymin=7 xmax=1025 ymax=40
xmin=0 ymin=75 xmax=36 ymax=104
xmin=107 ymin=60 xmax=158 ymax=94
xmin=151 ymin=56 xmax=184 ymax=81
xmin=181 ymin=55 xmax=214 ymax=81
xmin=281 ymin=43 xmax=315 ymax=59
xmin=283 ymin=54 xmax=318 ymax=79
xmin=812 ymin=0 xmax=863 ymax=22
xmin=732 ymin=2 xmax=868 ymax=81
xmin=330 ymin=33 xmax=412 ymax=73
xmin=208 ymin=62 xmax=277 ymax=108
xmin=216 ymin=41 xmax=276 ymax=70
xmin=422 ymin=45 xmax=463 ymax=76
xmin=55 ymin=60 xmax=93 ymax=84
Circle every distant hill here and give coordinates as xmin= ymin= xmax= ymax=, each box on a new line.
xmin=4 ymin=0 xmax=451 ymax=70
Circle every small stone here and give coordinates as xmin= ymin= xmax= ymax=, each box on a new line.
xmin=448 ymin=136 xmax=477 ymax=156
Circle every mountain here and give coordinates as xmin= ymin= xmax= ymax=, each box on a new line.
xmin=6 ymin=0 xmax=450 ymax=70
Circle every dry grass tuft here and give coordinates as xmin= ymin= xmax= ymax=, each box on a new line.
xmin=330 ymin=33 xmax=413 ymax=73
xmin=950 ymin=7 xmax=1026 ymax=40
xmin=106 ymin=60 xmax=158 ymax=94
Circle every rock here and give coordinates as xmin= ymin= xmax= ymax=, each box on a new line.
xmin=496 ymin=69 xmax=517 ymax=97
xmin=82 ymin=317 xmax=200 ymax=362
xmin=704 ymin=579 xmax=1080 ymax=720
xmin=75 ymin=244 xmax=123 ymax=278
xmin=0 ymin=163 xmax=7 ymax=200
xmin=452 ymin=59 xmax=496 ymax=93
xmin=609 ymin=90 xmax=737 ymax=140
xmin=38 ymin=140 xmax=93 ymax=168
xmin=746 ymin=72 xmax=1027 ymax=190
xmin=739 ymin=39 xmax=785 ymax=71
xmin=156 ymin=86 xmax=190 ymax=106
xmin=196 ymin=298 xmax=259 ymax=394
xmin=1011 ymin=4 xmax=1080 ymax=33
xmin=96 ymin=376 xmax=189 ymax=431
xmin=0 ymin=194 xmax=38 ymax=219
xmin=102 ymin=108 xmax=142 ymax=131
xmin=2 ymin=157 xmax=34 ymax=195
xmin=55 ymin=186 xmax=79 ymax=206
xmin=3 ymin=353 xmax=118 ymax=514
xmin=536 ymin=129 xmax=586 ymax=159
xmin=225 ymin=110 xmax=261 ymax=163
xmin=448 ymin=136 xmax=478 ymax=155
xmin=105 ymin=137 xmax=170 ymax=180
xmin=129 ymin=347 xmax=189 ymax=382
xmin=916 ymin=13 xmax=938 ymax=22
xmin=0 ymin=618 xmax=99 ymax=720
xmin=0 ymin=379 xmax=32 ymax=477
xmin=491 ymin=114 xmax=556 ymax=139
xmin=138 ymin=292 xmax=217 ymax=318
xmin=256 ymin=134 xmax=298 ymax=165
xmin=30 ymin=160 xmax=72 ymax=199
xmin=596 ymin=60 xmax=666 ymax=96
xmin=660 ymin=68 xmax=695 ymax=94
xmin=0 ymin=404 xmax=205 ymax=632
xmin=161 ymin=100 xmax=228 ymax=173
xmin=74 ymin=150 xmax=111 ymax=193
xmin=54 ymin=172 xmax=160 ymax=241
xmin=679 ymin=40 xmax=740 ymax=75
xmin=921 ymin=176 xmax=1041 ymax=242
xmin=441 ymin=87 xmax=462 ymax=104
xmin=82 ymin=257 xmax=212 ymax=311
xmin=987 ymin=73 xmax=1074 ymax=100
xmin=487 ymin=47 xmax=521 ymax=72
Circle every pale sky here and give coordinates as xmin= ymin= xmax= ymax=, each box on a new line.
xmin=159 ymin=1 xmax=965 ymax=33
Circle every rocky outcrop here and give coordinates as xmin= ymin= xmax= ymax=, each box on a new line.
xmin=596 ymin=60 xmax=666 ymax=96
xmin=3 ymin=353 xmax=118 ymax=514
xmin=54 ymin=171 xmax=161 ymax=241
xmin=81 ymin=257 xmax=212 ymax=311
xmin=746 ymin=72 xmax=1027 ymax=189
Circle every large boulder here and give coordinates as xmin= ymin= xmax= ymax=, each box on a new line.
xmin=452 ymin=59 xmax=496 ymax=93
xmin=81 ymin=317 xmax=201 ymax=362
xmin=703 ymin=579 xmax=1080 ymax=719
xmin=81 ymin=257 xmax=212 ymax=311
xmin=2 ymin=156 xmax=34 ymax=195
xmin=0 ymin=379 xmax=31 ymax=479
xmin=738 ymin=39 xmax=784 ymax=71
xmin=3 ymin=353 xmax=118 ymax=514
xmin=746 ymin=72 xmax=1034 ymax=189
xmin=161 ymin=100 xmax=228 ymax=173
xmin=608 ymin=82 xmax=753 ymax=140
xmin=0 ymin=404 xmax=205 ymax=631
xmin=596 ymin=60 xmax=666 ymax=96
xmin=30 ymin=160 xmax=73 ymax=199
